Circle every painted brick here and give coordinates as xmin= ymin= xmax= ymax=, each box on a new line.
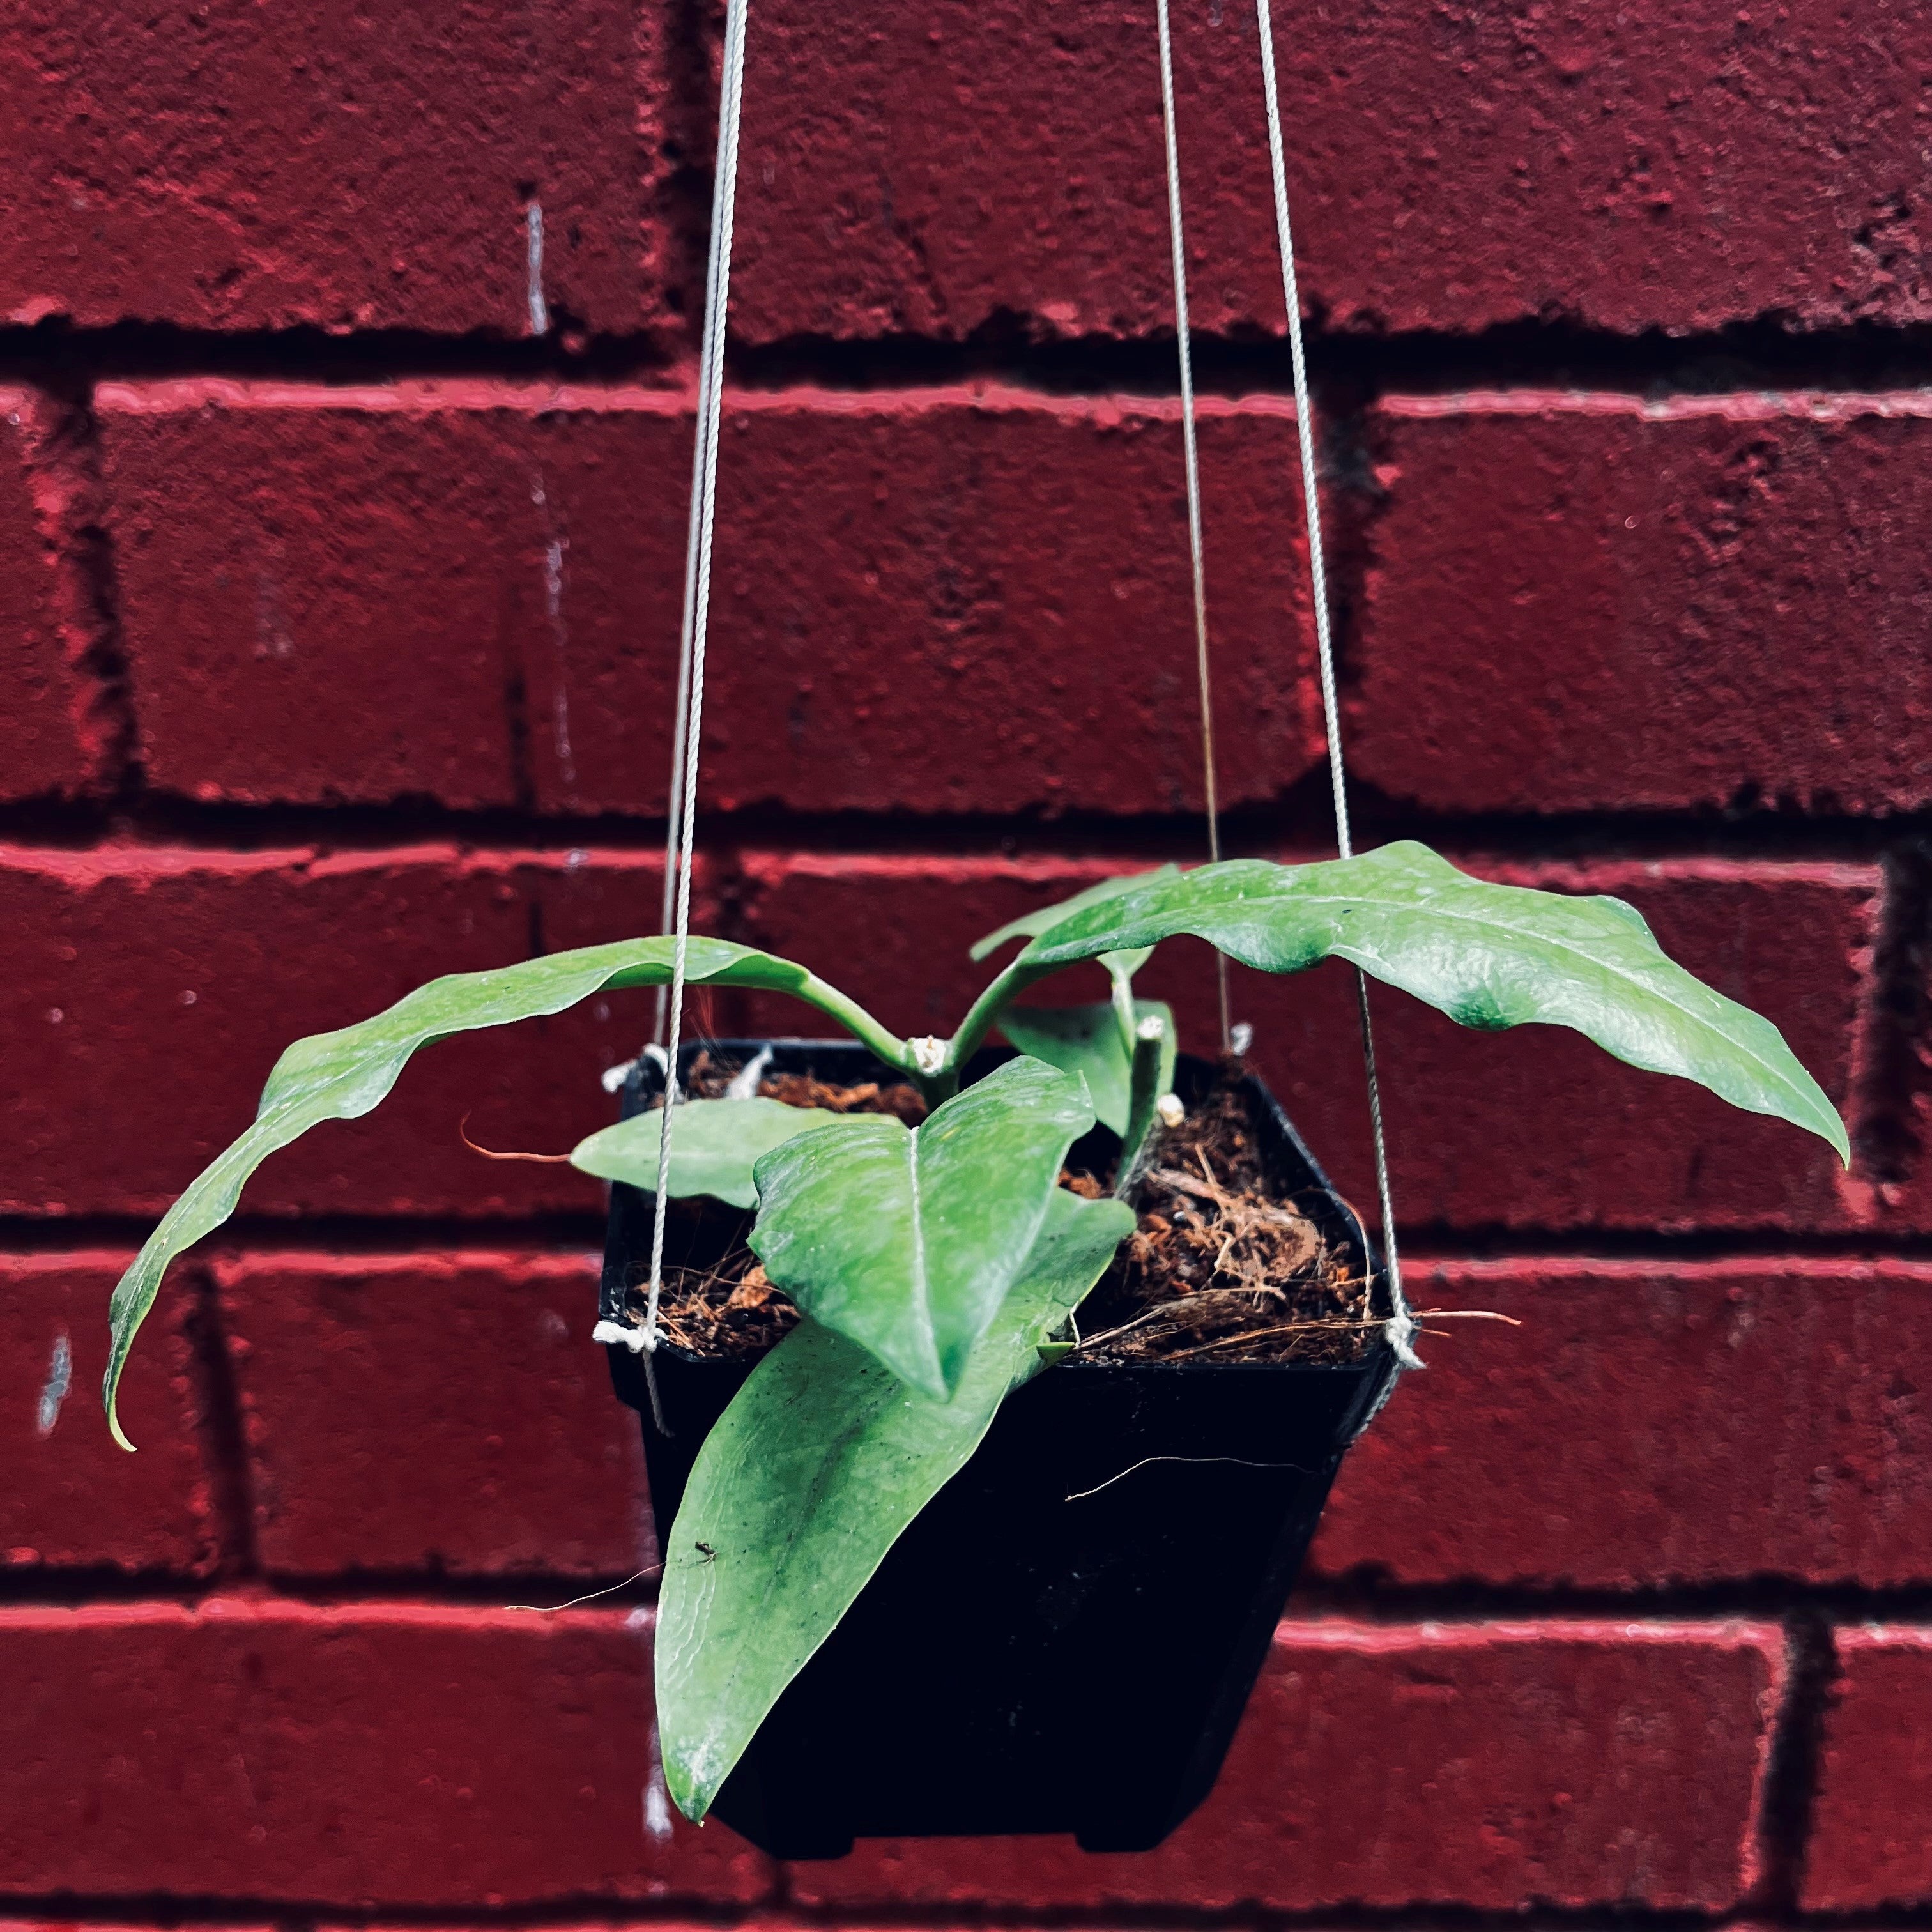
xmin=729 ymin=0 xmax=1932 ymax=344
xmin=0 ymin=387 xmax=102 ymax=797
xmin=1313 ymin=1258 xmax=1932 ymax=1590
xmin=1804 ymin=1626 xmax=1932 ymax=1908
xmin=736 ymin=853 xmax=1876 ymax=1231
xmin=218 ymin=1252 xmax=648 ymax=1579
xmin=1355 ymin=395 xmax=1932 ymax=815
xmin=790 ymin=1620 xmax=1781 ymax=1910
xmin=0 ymin=1922 xmax=253 ymax=1932
xmin=102 ymin=385 xmax=543 ymax=809
xmin=98 ymin=381 xmax=1323 ymax=816
xmin=1 ymin=1254 xmax=213 ymax=1572
xmin=1 ymin=4 xmax=670 ymax=334
xmin=562 ymin=389 xmax=1324 ymax=820
xmin=0 ymin=843 xmax=702 ymax=1220
xmin=0 ymin=1602 xmax=769 ymax=1903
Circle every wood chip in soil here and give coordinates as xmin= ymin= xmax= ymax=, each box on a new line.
xmin=1074 ymin=1077 xmax=1374 ymax=1368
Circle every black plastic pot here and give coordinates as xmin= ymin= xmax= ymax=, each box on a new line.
xmin=599 ymin=1039 xmax=1397 ymax=1860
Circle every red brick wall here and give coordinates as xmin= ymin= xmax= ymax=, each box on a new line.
xmin=4 ymin=0 xmax=1928 ymax=1918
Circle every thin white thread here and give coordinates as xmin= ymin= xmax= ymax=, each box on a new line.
xmin=654 ymin=12 xmax=744 ymax=1051
xmin=1254 ymin=0 xmax=1418 ymax=1375
xmin=1065 ymin=1453 xmax=1309 ymax=1503
xmin=643 ymin=0 xmax=751 ymax=1403
xmin=1153 ymin=0 xmax=1232 ymax=1053
xmin=505 ymin=1564 xmax=661 ymax=1613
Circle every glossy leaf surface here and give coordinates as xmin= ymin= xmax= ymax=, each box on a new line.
xmin=105 ymin=935 xmax=859 ymax=1446
xmin=1020 ymin=841 xmax=1849 ymax=1160
xmin=972 ymin=866 xmax=1181 ymax=1020
xmin=747 ymin=1056 xmax=1096 ymax=1398
xmin=969 ymin=864 xmax=1181 ymax=967
xmin=571 ymin=1096 xmax=843 ymax=1209
xmin=999 ymin=999 xmax=1176 ymax=1135
xmin=657 ymin=1185 xmax=1135 ymax=1821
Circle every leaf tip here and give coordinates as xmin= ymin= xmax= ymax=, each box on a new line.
xmin=105 ymin=1381 xmax=137 ymax=1454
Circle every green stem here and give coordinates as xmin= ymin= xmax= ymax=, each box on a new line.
xmin=1114 ymin=1015 xmax=1167 ymax=1199
xmin=1107 ymin=963 xmax=1139 ymax=1058
xmin=938 ymin=954 xmax=1058 ymax=1091
xmin=791 ymin=970 xmax=920 ymax=1080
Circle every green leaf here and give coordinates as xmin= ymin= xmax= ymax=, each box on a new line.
xmin=105 ymin=935 xmax=887 ymax=1449
xmin=1020 ymin=841 xmax=1850 ymax=1162
xmin=746 ymin=1056 xmax=1097 ymax=1398
xmin=970 ymin=864 xmax=1181 ymax=976
xmin=999 ymin=999 xmax=1176 ymax=1135
xmin=571 ymin=1096 xmax=845 ymax=1209
xmin=657 ymin=1185 xmax=1135 ymax=1823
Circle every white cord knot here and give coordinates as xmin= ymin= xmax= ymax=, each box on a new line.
xmin=1385 ymin=1308 xmax=1423 ymax=1371
xmin=593 ymin=1319 xmax=659 ymax=1356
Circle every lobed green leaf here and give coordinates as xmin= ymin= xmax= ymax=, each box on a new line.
xmin=746 ymin=1056 xmax=1097 ymax=1399
xmin=105 ymin=936 xmax=855 ymax=1448
xmin=1020 ymin=841 xmax=1850 ymax=1162
xmin=656 ymin=1185 xmax=1135 ymax=1821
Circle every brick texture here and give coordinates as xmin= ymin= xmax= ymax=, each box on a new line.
xmin=0 ymin=844 xmax=707 ymax=1220
xmin=1 ymin=4 xmax=670 ymax=335
xmin=0 ymin=387 xmax=102 ymax=797
xmin=1 ymin=1254 xmax=213 ymax=1573
xmin=4 ymin=3 xmax=1925 ymax=1917
xmin=1354 ymin=395 xmax=1932 ymax=815
xmin=1312 ymin=1258 xmax=1932 ymax=1589
xmin=1804 ymin=1625 xmax=1932 ymax=1908
xmin=218 ymin=1252 xmax=647 ymax=1579
xmin=99 ymin=381 xmax=1323 ymax=816
xmin=735 ymin=852 xmax=1878 ymax=1230
xmin=0 ymin=1601 xmax=769 ymax=1903
xmin=790 ymin=1620 xmax=1782 ymax=1911
xmin=728 ymin=0 xmax=1932 ymax=344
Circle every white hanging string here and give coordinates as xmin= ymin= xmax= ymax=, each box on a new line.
xmin=652 ymin=31 xmax=742 ymax=1051
xmin=595 ymin=0 xmax=752 ymax=1428
xmin=1253 ymin=0 xmax=1418 ymax=1372
xmin=1153 ymin=0 xmax=1232 ymax=1054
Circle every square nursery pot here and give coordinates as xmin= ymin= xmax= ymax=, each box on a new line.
xmin=600 ymin=1039 xmax=1398 ymax=1859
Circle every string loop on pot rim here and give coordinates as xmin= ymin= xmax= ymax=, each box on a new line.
xmin=590 ymin=0 xmax=753 ymax=1432
xmin=1156 ymin=0 xmax=1418 ymax=1384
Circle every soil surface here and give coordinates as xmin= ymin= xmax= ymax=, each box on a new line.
xmin=1073 ymin=1074 xmax=1373 ymax=1366
xmin=617 ymin=1049 xmax=1372 ymax=1367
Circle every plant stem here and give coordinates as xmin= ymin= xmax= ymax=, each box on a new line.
xmin=790 ymin=971 xmax=921 ymax=1080
xmin=1114 ymin=1016 xmax=1168 ymax=1199
xmin=939 ymin=954 xmax=1057 ymax=1087
xmin=1107 ymin=963 xmax=1139 ymax=1057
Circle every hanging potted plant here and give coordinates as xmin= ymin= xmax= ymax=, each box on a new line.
xmin=88 ymin=0 xmax=1846 ymax=1873
xmin=102 ymin=848 xmax=1845 ymax=1853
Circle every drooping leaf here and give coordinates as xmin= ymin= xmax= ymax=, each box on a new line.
xmin=105 ymin=935 xmax=889 ymax=1448
xmin=999 ymin=999 xmax=1176 ymax=1135
xmin=1019 ymin=841 xmax=1850 ymax=1161
xmin=746 ymin=1056 xmax=1096 ymax=1399
xmin=657 ymin=1185 xmax=1135 ymax=1822
xmin=571 ymin=1096 xmax=845 ymax=1209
